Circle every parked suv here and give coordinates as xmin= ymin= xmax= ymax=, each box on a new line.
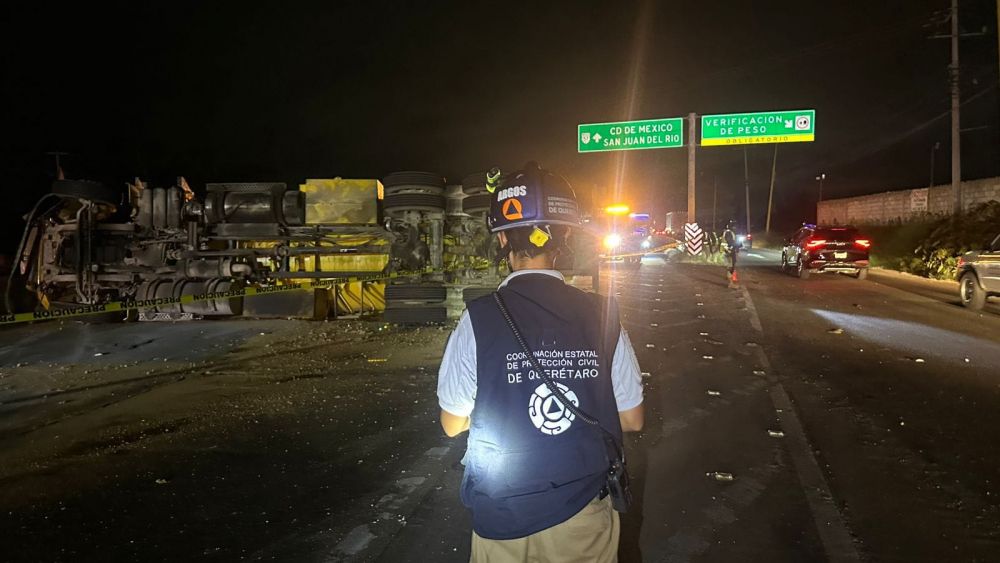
xmin=957 ymin=233 xmax=1000 ymax=310
xmin=781 ymin=225 xmax=870 ymax=280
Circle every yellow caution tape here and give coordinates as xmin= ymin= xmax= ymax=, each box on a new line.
xmin=0 ymin=268 xmax=434 ymax=326
xmin=602 ymin=242 xmax=681 ymax=259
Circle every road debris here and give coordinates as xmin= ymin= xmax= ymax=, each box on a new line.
xmin=753 ymin=369 xmax=766 ymax=376
xmin=707 ymin=471 xmax=735 ymax=482
xmin=650 ymin=323 xmax=659 ymax=327
xmin=767 ymin=430 xmax=785 ymax=438
xmin=706 ymin=390 xmax=721 ymax=396
xmin=702 ymin=355 xmax=714 ymax=360
xmin=154 ymin=478 xmax=170 ymax=485
xmin=641 ymin=372 xmax=651 ymax=378
xmin=646 ymin=344 xmax=656 ymax=349
xmin=827 ymin=328 xmax=844 ymax=335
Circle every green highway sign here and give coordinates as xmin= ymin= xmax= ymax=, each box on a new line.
xmin=578 ymin=117 xmax=684 ymax=153
xmin=700 ymin=109 xmax=815 ymax=146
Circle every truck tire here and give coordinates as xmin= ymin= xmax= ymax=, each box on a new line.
xmin=462 ymin=287 xmax=495 ymax=303
xmin=383 ymin=305 xmax=449 ymax=324
xmin=383 ymin=193 xmax=446 ymax=213
xmin=382 ymin=171 xmax=445 ymax=195
xmin=462 ymin=172 xmax=489 ymax=195
xmin=462 ymin=194 xmax=491 ymax=214
xmin=960 ymin=272 xmax=986 ymax=310
xmin=385 ymin=284 xmax=447 ymax=303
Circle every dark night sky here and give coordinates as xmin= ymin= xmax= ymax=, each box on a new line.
xmin=2 ymin=0 xmax=999 ymax=252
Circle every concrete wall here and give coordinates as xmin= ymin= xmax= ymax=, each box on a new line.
xmin=817 ymin=177 xmax=1000 ymax=225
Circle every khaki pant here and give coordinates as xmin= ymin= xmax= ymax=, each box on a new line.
xmin=470 ymin=496 xmax=619 ymax=563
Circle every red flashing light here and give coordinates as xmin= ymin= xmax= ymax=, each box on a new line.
xmin=855 ymin=239 xmax=871 ymax=248
xmin=805 ymin=238 xmax=827 ymax=249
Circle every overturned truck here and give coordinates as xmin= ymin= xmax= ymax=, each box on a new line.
xmin=7 ymin=171 xmax=515 ymax=322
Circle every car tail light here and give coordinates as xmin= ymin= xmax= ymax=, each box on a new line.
xmin=855 ymin=239 xmax=871 ymax=249
xmin=805 ymin=238 xmax=826 ymax=249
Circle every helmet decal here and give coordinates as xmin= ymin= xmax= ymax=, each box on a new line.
xmin=502 ymin=198 xmax=523 ymax=220
xmin=486 ymin=162 xmax=579 ymax=233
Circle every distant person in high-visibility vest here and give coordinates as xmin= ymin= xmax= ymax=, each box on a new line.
xmin=723 ymin=220 xmax=742 ymax=286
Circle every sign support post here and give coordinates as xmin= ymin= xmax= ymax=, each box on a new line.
xmin=743 ymin=147 xmax=751 ymax=234
xmin=766 ymin=145 xmax=778 ymax=233
xmin=687 ymin=112 xmax=696 ymax=224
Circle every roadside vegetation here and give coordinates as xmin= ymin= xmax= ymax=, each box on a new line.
xmin=863 ymin=201 xmax=1000 ymax=280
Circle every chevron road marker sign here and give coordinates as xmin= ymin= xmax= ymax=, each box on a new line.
xmin=684 ymin=223 xmax=704 ymax=255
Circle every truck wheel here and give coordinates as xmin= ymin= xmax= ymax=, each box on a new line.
xmin=960 ymin=272 xmax=986 ymax=310
xmin=385 ymin=284 xmax=447 ymax=303
xmin=383 ymin=305 xmax=449 ymax=324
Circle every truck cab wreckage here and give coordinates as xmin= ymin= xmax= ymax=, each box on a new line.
xmin=6 ymin=170 xmax=537 ymax=323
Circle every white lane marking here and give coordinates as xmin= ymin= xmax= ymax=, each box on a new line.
xmin=740 ymin=286 xmax=861 ymax=563
xmin=334 ymin=525 xmax=376 ymax=556
xmin=423 ymin=446 xmax=449 ymax=458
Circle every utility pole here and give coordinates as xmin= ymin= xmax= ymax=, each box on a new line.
xmin=742 ymin=146 xmax=751 ymax=232
xmin=930 ymin=141 xmax=941 ymax=187
xmin=765 ymin=145 xmax=778 ymax=234
xmin=687 ymin=112 xmax=697 ymax=224
xmin=712 ymin=176 xmax=718 ymax=232
xmin=950 ymin=0 xmax=963 ymax=215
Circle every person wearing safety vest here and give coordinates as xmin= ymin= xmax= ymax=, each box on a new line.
xmin=437 ymin=162 xmax=644 ymax=562
xmin=722 ymin=220 xmax=742 ymax=286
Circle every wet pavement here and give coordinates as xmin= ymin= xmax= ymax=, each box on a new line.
xmin=3 ymin=253 xmax=1000 ymax=562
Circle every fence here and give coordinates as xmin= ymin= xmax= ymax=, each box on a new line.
xmin=817 ymin=177 xmax=1000 ymax=225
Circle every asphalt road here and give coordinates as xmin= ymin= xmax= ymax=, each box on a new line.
xmin=3 ymin=252 xmax=999 ymax=562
